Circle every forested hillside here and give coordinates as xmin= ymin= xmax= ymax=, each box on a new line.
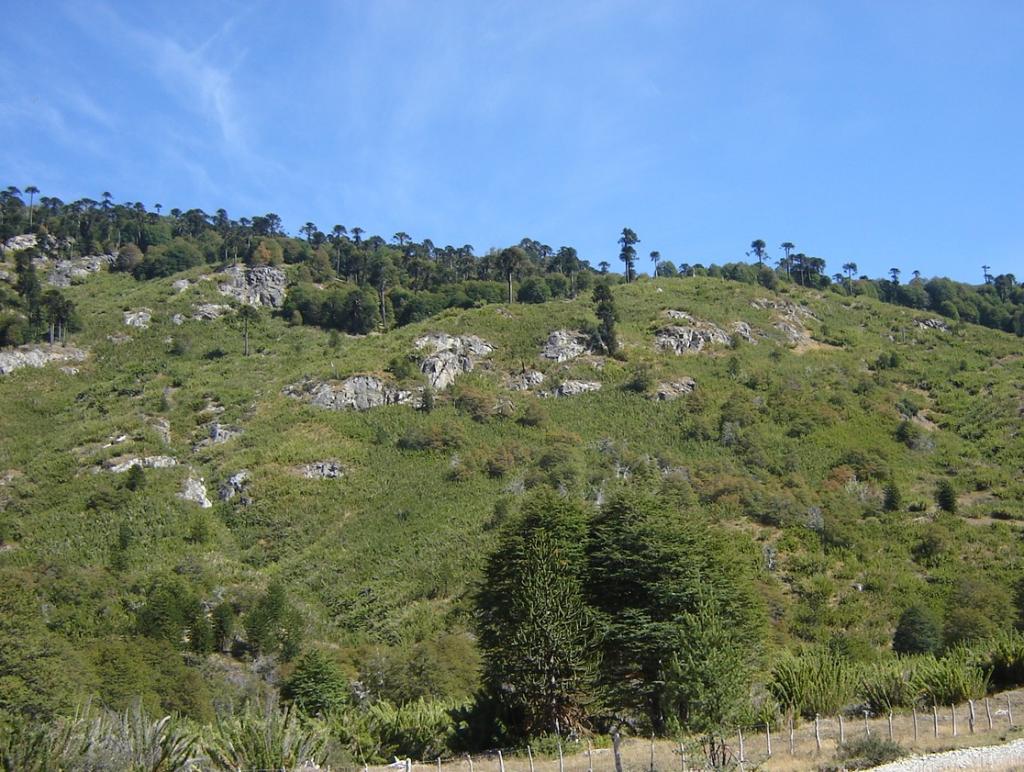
xmin=2 ymin=186 xmax=1024 ymax=768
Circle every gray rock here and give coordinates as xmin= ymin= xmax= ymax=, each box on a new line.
xmin=179 ymin=475 xmax=213 ymax=508
xmin=653 ymin=378 xmax=697 ymax=400
xmin=172 ymin=314 xmax=186 ymax=325
xmin=774 ymin=320 xmax=811 ymax=345
xmin=106 ymin=333 xmax=132 ymax=345
xmin=915 ymin=317 xmax=950 ymax=332
xmin=655 ymin=321 xmax=731 ymax=354
xmin=193 ymin=303 xmax=231 ymax=321
xmin=47 ymin=255 xmax=115 ymax=286
xmin=105 ymin=455 xmax=178 ymax=473
xmin=217 ymin=263 xmax=286 ymax=308
xmin=750 ymin=297 xmax=816 ymax=320
xmin=414 ymin=333 xmax=494 ymax=390
xmin=509 ymin=369 xmax=545 ymax=391
xmin=195 ymin=422 xmax=242 ymax=449
xmin=2 ymin=234 xmax=41 ymax=254
xmin=219 ymin=470 xmax=251 ymax=501
xmin=59 ymin=366 xmax=79 ymax=375
xmin=298 ymin=461 xmax=344 ymax=479
xmin=0 ymin=269 xmax=11 ymax=283
xmin=150 ymin=417 xmax=171 ymax=444
xmin=284 ymin=375 xmax=415 ymax=411
xmin=172 ymin=279 xmax=191 ymax=292
xmin=731 ymin=321 xmax=758 ymax=344
xmin=547 ymin=380 xmax=602 ymax=397
xmin=123 ymin=309 xmax=152 ymax=328
xmin=0 ymin=345 xmax=87 ymax=375
xmin=542 ymin=329 xmax=590 ymax=362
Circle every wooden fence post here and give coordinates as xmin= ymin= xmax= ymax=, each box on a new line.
xmin=610 ymin=733 xmax=621 ymax=772
xmin=649 ymin=733 xmax=655 ymax=772
xmin=932 ymin=705 xmax=939 ymax=738
xmin=969 ymin=700 xmax=976 ymax=734
xmin=466 ymin=753 xmax=475 ymax=772
xmin=738 ymin=726 xmax=745 ymax=763
xmin=951 ymin=705 xmax=957 ymax=737
xmin=839 ymin=713 xmax=845 ymax=745
xmin=765 ymin=721 xmax=772 ymax=757
xmin=788 ymin=716 xmax=794 ymax=755
xmin=888 ymin=711 xmax=894 ymax=741
xmin=1008 ymin=694 xmax=1014 ymax=727
xmin=587 ymin=739 xmax=593 ymax=772
xmin=912 ymin=706 xmax=918 ymax=742
xmin=986 ymin=698 xmax=994 ymax=731
xmin=405 ymin=760 xmax=412 ymax=772
xmin=437 ymin=756 xmax=442 ymax=772
xmin=679 ymin=740 xmax=686 ymax=772
xmin=863 ymin=710 xmax=870 ymax=738
xmin=814 ymin=714 xmax=821 ymax=754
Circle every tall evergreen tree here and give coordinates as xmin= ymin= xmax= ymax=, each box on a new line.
xmin=618 ymin=228 xmax=639 ymax=282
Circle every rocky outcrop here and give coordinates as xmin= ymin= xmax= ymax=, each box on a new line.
xmin=298 ymin=461 xmax=344 ymax=479
xmin=104 ymin=455 xmax=178 ymax=473
xmin=1 ymin=233 xmax=55 ymax=255
xmin=0 ymin=345 xmax=87 ymax=375
xmin=46 ymin=255 xmax=115 ymax=287
xmin=284 ymin=375 xmax=415 ymax=411
xmin=542 ymin=330 xmax=591 ymax=362
xmin=751 ymin=297 xmax=816 ymax=320
xmin=653 ymin=378 xmax=697 ymax=401
xmin=509 ymin=370 xmax=545 ymax=391
xmin=179 ymin=475 xmax=213 ymax=508
xmin=218 ymin=264 xmax=286 ymax=308
xmin=731 ymin=321 xmax=758 ymax=344
xmin=219 ymin=470 xmax=251 ymax=502
xmin=545 ymin=380 xmax=602 ymax=397
xmin=194 ymin=422 xmax=242 ymax=449
xmin=150 ymin=417 xmax=171 ymax=445
xmin=655 ymin=324 xmax=730 ymax=354
xmin=916 ymin=317 xmax=951 ymax=332
xmin=172 ymin=279 xmax=191 ymax=292
xmin=193 ymin=303 xmax=231 ymax=321
xmin=123 ymin=309 xmax=152 ymax=328
xmin=414 ymin=333 xmax=494 ymax=390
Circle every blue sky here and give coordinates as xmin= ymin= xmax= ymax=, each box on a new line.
xmin=1 ymin=1 xmax=1021 ymax=282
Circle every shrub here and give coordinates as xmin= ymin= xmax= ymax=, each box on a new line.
xmin=517 ymin=276 xmax=551 ymax=304
xmin=936 ymin=479 xmax=957 ymax=513
xmin=892 ymin=606 xmax=941 ymax=655
xmin=282 ymin=649 xmax=349 ymax=717
xmin=911 ymin=654 xmax=988 ymax=706
xmin=205 ymin=698 xmax=328 ymax=771
xmin=834 ymin=736 xmax=906 ymax=769
xmin=769 ymin=650 xmax=853 ymax=719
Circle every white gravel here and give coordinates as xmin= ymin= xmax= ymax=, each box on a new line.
xmin=871 ymin=738 xmax=1024 ymax=770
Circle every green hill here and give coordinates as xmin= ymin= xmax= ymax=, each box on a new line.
xmin=2 ymin=251 xmax=1024 ymax=758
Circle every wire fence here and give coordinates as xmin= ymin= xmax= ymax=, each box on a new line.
xmin=349 ymin=689 xmax=1024 ymax=772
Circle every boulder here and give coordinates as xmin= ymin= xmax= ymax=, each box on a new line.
xmin=104 ymin=455 xmax=178 ymax=473
xmin=106 ymin=333 xmax=132 ymax=345
xmin=548 ymin=380 xmax=602 ymax=397
xmin=219 ymin=470 xmax=251 ymax=502
xmin=179 ymin=475 xmax=213 ymax=508
xmin=774 ymin=320 xmax=811 ymax=346
xmin=655 ymin=323 xmax=730 ymax=354
xmin=0 ymin=345 xmax=86 ymax=376
xmin=750 ymin=297 xmax=816 ymax=321
xmin=195 ymin=422 xmax=242 ymax=449
xmin=172 ymin=314 xmax=186 ymax=326
xmin=653 ymin=378 xmax=697 ymax=401
xmin=542 ymin=329 xmax=591 ymax=362
xmin=123 ymin=309 xmax=152 ymax=328
xmin=1 ymin=234 xmax=42 ymax=254
xmin=916 ymin=317 xmax=950 ymax=332
xmin=46 ymin=255 xmax=115 ymax=286
xmin=150 ymin=417 xmax=171 ymax=445
xmin=218 ymin=263 xmax=286 ymax=308
xmin=298 ymin=461 xmax=344 ymax=479
xmin=172 ymin=279 xmax=191 ymax=292
xmin=193 ymin=303 xmax=231 ymax=321
xmin=414 ymin=333 xmax=494 ymax=390
xmin=284 ymin=375 xmax=415 ymax=411
xmin=731 ymin=321 xmax=758 ymax=344
xmin=509 ymin=369 xmax=545 ymax=391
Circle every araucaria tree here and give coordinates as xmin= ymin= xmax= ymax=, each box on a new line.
xmin=592 ymin=282 xmax=618 ymax=355
xmin=476 ymin=490 xmax=599 ymax=738
xmin=618 ymin=227 xmax=639 ymax=282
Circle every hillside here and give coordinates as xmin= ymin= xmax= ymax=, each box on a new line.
xmin=2 ymin=250 xmax=1024 ymax=762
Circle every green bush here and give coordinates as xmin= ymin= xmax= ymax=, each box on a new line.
xmin=834 ymin=735 xmax=906 ymax=769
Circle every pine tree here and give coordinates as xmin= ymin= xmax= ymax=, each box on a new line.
xmin=592 ymin=282 xmax=618 ymax=355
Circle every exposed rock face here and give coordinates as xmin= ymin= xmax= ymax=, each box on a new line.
xmin=731 ymin=321 xmax=758 ymax=344
xmin=774 ymin=320 xmax=811 ymax=346
xmin=46 ymin=255 xmax=115 ymax=287
xmin=547 ymin=380 xmax=602 ymax=397
xmin=172 ymin=279 xmax=191 ymax=292
xmin=218 ymin=264 xmax=286 ymax=308
xmin=542 ymin=329 xmax=591 ymax=362
xmin=0 ymin=345 xmax=86 ymax=375
xmin=180 ymin=475 xmax=213 ymax=508
xmin=150 ymin=417 xmax=171 ymax=444
xmin=414 ymin=333 xmax=494 ymax=390
xmin=193 ymin=303 xmax=231 ymax=321
xmin=916 ymin=317 xmax=951 ymax=332
xmin=284 ymin=376 xmax=414 ymax=411
xmin=195 ymin=422 xmax=242 ymax=449
xmin=104 ymin=455 xmax=178 ymax=473
xmin=0 ymin=269 xmax=11 ymax=283
xmin=655 ymin=324 xmax=730 ymax=354
xmin=299 ymin=461 xmax=344 ymax=479
xmin=123 ymin=309 xmax=152 ymax=328
xmin=2 ymin=234 xmax=45 ymax=254
xmin=751 ymin=297 xmax=816 ymax=320
xmin=653 ymin=378 xmax=697 ymax=401
xmin=59 ymin=366 xmax=79 ymax=375
xmin=107 ymin=333 xmax=132 ymax=345
xmin=509 ymin=369 xmax=545 ymax=391
xmin=219 ymin=470 xmax=251 ymax=502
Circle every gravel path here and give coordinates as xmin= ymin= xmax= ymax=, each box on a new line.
xmin=871 ymin=738 xmax=1024 ymax=770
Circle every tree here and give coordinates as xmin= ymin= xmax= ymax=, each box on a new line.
xmin=618 ymin=228 xmax=639 ymax=282
xmin=282 ymin=649 xmax=349 ymax=716
xmin=882 ymin=481 xmax=902 ymax=512
xmin=779 ymin=242 xmax=795 ymax=278
xmin=24 ymin=185 xmax=38 ymax=228
xmin=598 ymin=260 xmax=610 ymax=274
xmin=585 ymin=489 xmax=764 ymax=732
xmin=592 ymin=282 xmax=618 ymax=355
xmin=476 ymin=490 xmax=599 ymax=738
xmin=649 ymin=250 xmax=661 ymax=275
xmin=982 ymin=265 xmax=992 ymax=284
xmin=892 ymin=605 xmax=941 ymax=655
xmin=235 ymin=305 xmax=262 ymax=356
xmin=748 ymin=239 xmax=767 ymax=265
xmin=889 ymin=267 xmax=901 ymax=285
xmin=935 ymin=479 xmax=957 ymax=513
xmin=496 ymin=246 xmax=526 ymax=304
xmin=842 ymin=262 xmax=858 ymax=280
xmin=367 ymin=251 xmax=399 ymax=326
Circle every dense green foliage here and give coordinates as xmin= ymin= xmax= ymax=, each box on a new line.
xmin=3 ymin=185 xmax=1024 ymax=760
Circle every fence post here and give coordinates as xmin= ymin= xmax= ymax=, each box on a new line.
xmin=839 ymin=713 xmax=845 ymax=745
xmin=951 ymin=705 xmax=957 ymax=737
xmin=765 ymin=721 xmax=772 ymax=757
xmin=587 ymin=739 xmax=593 ymax=772
xmin=932 ymin=705 xmax=939 ymax=738
xmin=610 ymin=732 xmax=622 ymax=772
xmin=969 ymin=700 xmax=976 ymax=734
xmin=558 ymin=738 xmax=564 ymax=772
xmin=679 ymin=740 xmax=687 ymax=772
xmin=863 ymin=710 xmax=870 ymax=738
xmin=649 ymin=733 xmax=655 ymax=772
xmin=405 ymin=760 xmax=412 ymax=772
xmin=1008 ymin=694 xmax=1014 ymax=727
xmin=814 ymin=714 xmax=821 ymax=754
xmin=467 ymin=753 xmax=474 ymax=772
xmin=738 ymin=726 xmax=745 ymax=763
xmin=985 ymin=698 xmax=993 ymax=731
xmin=912 ymin=706 xmax=918 ymax=742
xmin=788 ymin=716 xmax=794 ymax=755
xmin=527 ymin=746 xmax=535 ymax=772
xmin=438 ymin=757 xmax=442 ymax=772
xmin=888 ymin=711 xmax=894 ymax=742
